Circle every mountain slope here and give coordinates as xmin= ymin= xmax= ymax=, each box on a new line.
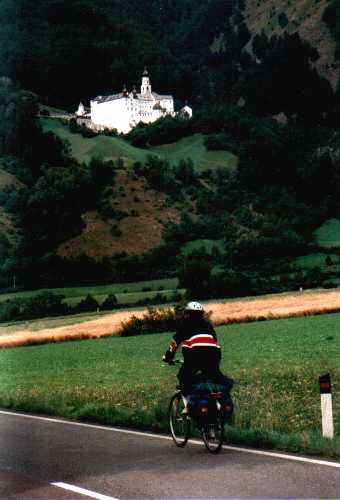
xmin=40 ymin=118 xmax=237 ymax=171
xmin=244 ymin=0 xmax=338 ymax=89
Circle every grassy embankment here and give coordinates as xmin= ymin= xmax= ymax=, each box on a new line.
xmin=0 ymin=313 xmax=339 ymax=457
xmin=291 ymin=218 xmax=340 ymax=280
xmin=40 ymin=117 xmax=238 ymax=172
xmin=314 ymin=218 xmax=340 ymax=248
xmin=0 ymin=277 xmax=180 ymax=310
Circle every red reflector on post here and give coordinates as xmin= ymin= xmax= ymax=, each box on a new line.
xmin=319 ymin=373 xmax=331 ymax=394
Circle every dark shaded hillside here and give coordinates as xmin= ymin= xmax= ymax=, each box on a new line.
xmin=0 ymin=0 xmax=241 ymax=108
xmin=1 ymin=1 xmax=340 ymax=295
xmin=0 ymin=0 xmax=338 ymax=112
xmin=244 ymin=0 xmax=338 ymax=90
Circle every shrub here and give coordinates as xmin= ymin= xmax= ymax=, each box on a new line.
xmin=325 ymin=256 xmax=333 ymax=266
xmin=111 ymin=225 xmax=122 ymax=237
xmin=99 ymin=127 xmax=118 ymax=137
xmin=323 ymin=0 xmax=340 ymax=37
xmin=204 ymin=133 xmax=233 ymax=151
xmin=0 ymin=292 xmax=69 ymax=323
xmin=99 ymin=203 xmax=117 ymax=220
xmin=118 ymin=303 xmax=212 ymax=336
xmin=75 ymin=294 xmax=99 ymax=313
xmin=278 ymin=12 xmax=289 ymax=29
xmin=101 ymin=293 xmax=118 ymax=310
xmin=126 ymin=116 xmax=194 ymax=147
xmin=178 ymin=252 xmax=213 ymax=299
xmin=118 ymin=307 xmax=176 ymax=336
xmin=69 ymin=118 xmax=96 ymax=138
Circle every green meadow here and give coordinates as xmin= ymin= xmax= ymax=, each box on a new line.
xmin=0 ymin=277 xmax=180 ymax=307
xmin=293 ymin=253 xmax=340 ymax=270
xmin=181 ymin=239 xmax=225 ymax=256
xmin=0 ymin=313 xmax=339 ymax=457
xmin=313 ymin=219 xmax=340 ymax=249
xmin=40 ymin=118 xmax=237 ymax=172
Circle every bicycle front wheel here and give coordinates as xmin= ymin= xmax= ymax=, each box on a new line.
xmin=169 ymin=393 xmax=190 ymax=447
xmin=201 ymin=418 xmax=224 ymax=453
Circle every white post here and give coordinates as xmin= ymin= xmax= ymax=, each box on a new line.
xmin=319 ymin=374 xmax=334 ymax=439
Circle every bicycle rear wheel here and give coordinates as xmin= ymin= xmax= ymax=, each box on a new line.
xmin=169 ymin=393 xmax=190 ymax=447
xmin=201 ymin=417 xmax=224 ymax=453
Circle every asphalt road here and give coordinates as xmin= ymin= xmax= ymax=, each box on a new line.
xmin=0 ymin=409 xmax=339 ymax=499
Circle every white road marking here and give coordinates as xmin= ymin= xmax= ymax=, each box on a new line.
xmin=52 ymin=482 xmax=119 ymax=500
xmin=1 ymin=409 xmax=340 ymax=469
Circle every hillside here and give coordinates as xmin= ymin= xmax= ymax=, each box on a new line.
xmin=39 ymin=117 xmax=236 ymax=258
xmin=243 ymin=0 xmax=338 ymax=89
xmin=0 ymin=168 xmax=23 ymax=265
xmin=40 ymin=118 xmax=237 ymax=171
xmin=57 ymin=171 xmax=182 ymax=258
xmin=1 ymin=0 xmax=340 ymax=292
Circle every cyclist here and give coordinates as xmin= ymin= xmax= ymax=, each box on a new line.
xmin=162 ymin=301 xmax=225 ymax=398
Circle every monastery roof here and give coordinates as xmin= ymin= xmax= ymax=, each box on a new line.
xmin=93 ymin=91 xmax=172 ymax=104
xmin=93 ymin=93 xmax=124 ymax=103
xmin=152 ymin=92 xmax=172 ymax=100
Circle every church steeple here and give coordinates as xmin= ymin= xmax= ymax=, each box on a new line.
xmin=141 ymin=67 xmax=151 ymax=95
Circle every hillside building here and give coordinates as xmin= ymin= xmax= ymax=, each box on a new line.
xmin=76 ymin=69 xmax=191 ymax=134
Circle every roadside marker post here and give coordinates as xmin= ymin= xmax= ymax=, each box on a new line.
xmin=319 ymin=373 xmax=334 ymax=439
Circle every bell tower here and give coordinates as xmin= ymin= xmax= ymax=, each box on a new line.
xmin=141 ymin=67 xmax=152 ymax=95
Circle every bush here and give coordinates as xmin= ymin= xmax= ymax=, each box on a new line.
xmin=101 ymin=293 xmax=118 ymax=310
xmin=111 ymin=225 xmax=122 ymax=237
xmin=75 ymin=294 xmax=99 ymax=313
xmin=178 ymin=252 xmax=213 ymax=299
xmin=118 ymin=307 xmax=177 ymax=336
xmin=323 ymin=0 xmax=340 ymax=37
xmin=99 ymin=127 xmax=118 ymax=137
xmin=126 ymin=116 xmax=194 ymax=147
xmin=118 ymin=302 xmax=212 ymax=336
xmin=278 ymin=12 xmax=289 ymax=29
xmin=69 ymin=118 xmax=96 ymax=138
xmin=0 ymin=292 xmax=69 ymax=323
xmin=204 ymin=133 xmax=233 ymax=151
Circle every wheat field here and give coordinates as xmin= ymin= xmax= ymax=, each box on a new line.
xmin=2 ymin=288 xmax=340 ymax=348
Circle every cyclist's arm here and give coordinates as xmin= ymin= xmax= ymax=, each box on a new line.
xmin=163 ymin=331 xmax=182 ymax=362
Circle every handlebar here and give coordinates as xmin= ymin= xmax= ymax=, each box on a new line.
xmin=162 ymin=356 xmax=183 ymax=365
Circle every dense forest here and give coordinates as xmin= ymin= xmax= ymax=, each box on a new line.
xmin=1 ymin=0 xmax=340 ymax=299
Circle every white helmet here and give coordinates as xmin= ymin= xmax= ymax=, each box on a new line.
xmin=185 ymin=301 xmax=203 ymax=311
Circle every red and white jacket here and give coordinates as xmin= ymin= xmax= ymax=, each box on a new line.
xmin=166 ymin=320 xmax=220 ymax=360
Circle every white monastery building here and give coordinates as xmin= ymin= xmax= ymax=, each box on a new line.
xmin=76 ymin=68 xmax=192 ymax=134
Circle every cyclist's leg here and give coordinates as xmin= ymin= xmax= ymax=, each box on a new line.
xmin=202 ymin=348 xmax=225 ymax=382
xmin=177 ymin=361 xmax=198 ymax=396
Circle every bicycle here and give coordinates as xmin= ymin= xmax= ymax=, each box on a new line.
xmin=167 ymin=361 xmax=232 ymax=453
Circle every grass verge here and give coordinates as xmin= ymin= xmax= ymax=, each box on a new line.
xmin=0 ymin=315 xmax=339 ymax=458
